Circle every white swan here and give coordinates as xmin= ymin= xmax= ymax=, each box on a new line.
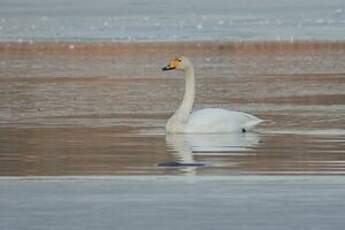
xmin=162 ymin=56 xmax=263 ymax=134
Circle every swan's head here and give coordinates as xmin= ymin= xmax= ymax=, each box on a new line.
xmin=162 ymin=56 xmax=191 ymax=71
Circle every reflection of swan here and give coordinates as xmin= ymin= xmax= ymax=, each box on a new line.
xmin=162 ymin=56 xmax=263 ymax=134
xmin=163 ymin=133 xmax=261 ymax=175
xmin=166 ymin=133 xmax=261 ymax=155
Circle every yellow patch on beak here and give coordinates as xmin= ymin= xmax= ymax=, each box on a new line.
xmin=162 ymin=58 xmax=181 ymax=71
xmin=169 ymin=59 xmax=180 ymax=69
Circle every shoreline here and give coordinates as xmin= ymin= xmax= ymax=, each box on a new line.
xmin=1 ymin=40 xmax=345 ymax=54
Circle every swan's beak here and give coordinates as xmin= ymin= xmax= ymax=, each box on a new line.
xmin=162 ymin=65 xmax=175 ymax=71
xmin=162 ymin=59 xmax=180 ymax=71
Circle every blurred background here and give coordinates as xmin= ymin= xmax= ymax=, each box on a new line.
xmin=1 ymin=0 xmax=345 ymax=42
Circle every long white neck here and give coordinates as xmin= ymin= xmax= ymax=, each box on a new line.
xmin=167 ymin=65 xmax=195 ymax=132
xmin=176 ymin=66 xmax=195 ymax=121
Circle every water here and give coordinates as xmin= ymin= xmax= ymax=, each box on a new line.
xmin=1 ymin=2 xmax=345 ymax=229
xmin=1 ymin=176 xmax=345 ymax=230
xmin=1 ymin=0 xmax=345 ymax=41
xmin=1 ymin=15 xmax=345 ymax=229
xmin=1 ymin=42 xmax=345 ymax=176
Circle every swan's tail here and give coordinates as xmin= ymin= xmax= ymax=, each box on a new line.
xmin=242 ymin=114 xmax=264 ymax=131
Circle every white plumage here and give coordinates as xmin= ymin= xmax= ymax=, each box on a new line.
xmin=186 ymin=108 xmax=262 ymax=133
xmin=162 ymin=56 xmax=263 ymax=134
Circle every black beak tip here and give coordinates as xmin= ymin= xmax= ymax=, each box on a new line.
xmin=162 ymin=65 xmax=174 ymax=71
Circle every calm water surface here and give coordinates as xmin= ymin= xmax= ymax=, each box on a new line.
xmin=1 ymin=43 xmax=345 ymax=176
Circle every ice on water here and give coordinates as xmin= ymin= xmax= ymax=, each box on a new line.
xmin=0 ymin=0 xmax=345 ymax=42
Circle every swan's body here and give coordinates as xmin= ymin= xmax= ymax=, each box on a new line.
xmin=162 ymin=56 xmax=262 ymax=134
xmin=185 ymin=108 xmax=262 ymax=133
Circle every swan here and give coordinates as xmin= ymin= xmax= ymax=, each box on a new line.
xmin=162 ymin=56 xmax=263 ymax=134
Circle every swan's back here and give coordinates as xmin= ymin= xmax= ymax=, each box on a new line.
xmin=186 ymin=108 xmax=262 ymax=133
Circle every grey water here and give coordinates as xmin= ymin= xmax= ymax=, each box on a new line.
xmin=1 ymin=45 xmax=345 ymax=176
xmin=1 ymin=0 xmax=345 ymax=42
xmin=1 ymin=1 xmax=345 ymax=229
xmin=1 ymin=176 xmax=345 ymax=230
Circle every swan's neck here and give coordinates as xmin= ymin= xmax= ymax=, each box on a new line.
xmin=176 ymin=66 xmax=195 ymax=121
xmin=167 ymin=66 xmax=195 ymax=131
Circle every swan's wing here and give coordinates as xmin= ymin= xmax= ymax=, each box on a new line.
xmin=186 ymin=108 xmax=262 ymax=133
